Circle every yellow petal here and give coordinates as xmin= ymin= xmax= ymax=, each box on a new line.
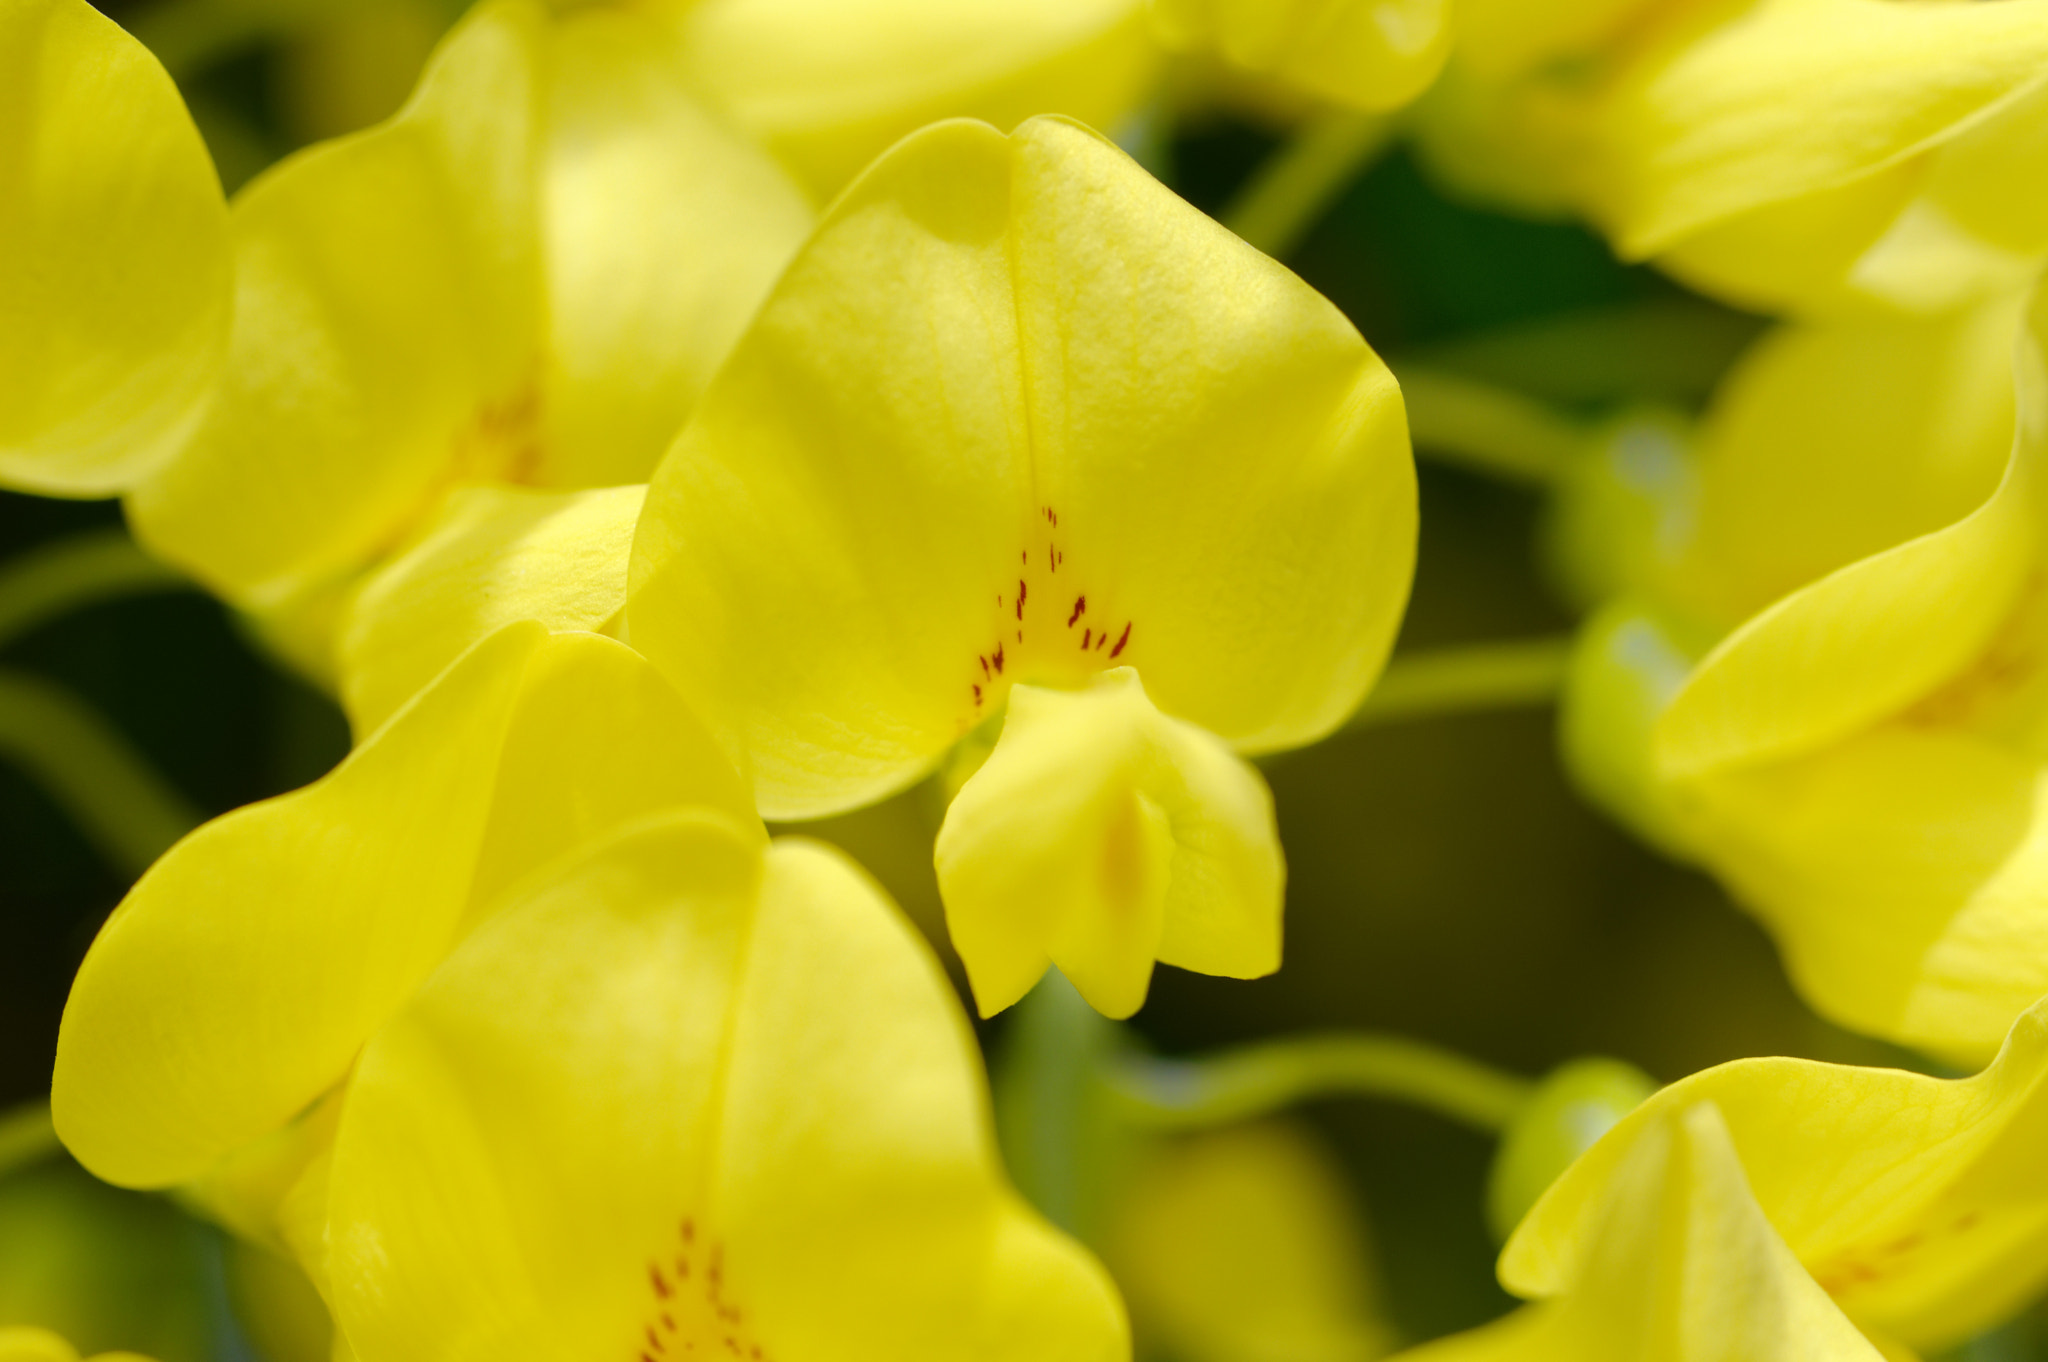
xmin=1405 ymin=1103 xmax=1888 ymax=1362
xmin=1506 ymin=999 xmax=2048 ymax=1351
xmin=337 ymin=483 xmax=646 ymax=734
xmin=1106 ymin=1121 xmax=1395 ymax=1362
xmin=676 ymin=0 xmax=1159 ymax=201
xmin=325 ymin=814 xmax=1127 ymax=1362
xmin=128 ymin=0 xmax=548 ymax=605
xmin=1150 ymin=0 xmax=1449 ymax=112
xmin=0 ymin=1332 xmax=150 ymax=1362
xmin=935 ymin=669 xmax=1281 ymax=1018
xmin=53 ymin=624 xmax=755 ymax=1189
xmin=536 ymin=5 xmax=814 ymax=487
xmin=0 ymin=0 xmax=228 ymax=496
xmin=1678 ymin=297 xmax=2022 ymax=626
xmin=1597 ymin=0 xmax=2048 ymax=310
xmin=630 ymin=115 xmax=1414 ymax=818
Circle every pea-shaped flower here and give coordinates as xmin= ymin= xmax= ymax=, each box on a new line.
xmin=0 ymin=0 xmax=227 ymax=496
xmin=1452 ymin=993 xmax=2048 ymax=1357
xmin=53 ymin=622 xmax=756 ymax=1241
xmin=123 ymin=0 xmax=813 ymax=696
xmin=628 ymin=116 xmax=1416 ymax=1019
xmin=1149 ymin=0 xmax=1451 ymax=112
xmin=324 ymin=812 xmax=1126 ymax=1362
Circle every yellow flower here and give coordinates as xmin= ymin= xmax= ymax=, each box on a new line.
xmin=1553 ymin=277 xmax=2048 ymax=1058
xmin=0 ymin=1330 xmax=150 ymax=1362
xmin=124 ymin=0 xmax=812 ymax=698
xmin=51 ymin=622 xmax=755 ymax=1260
xmin=1149 ymin=0 xmax=1451 ymax=113
xmin=322 ymin=810 xmax=1126 ymax=1361
xmin=627 ymin=115 xmax=1416 ymax=1018
xmin=1104 ymin=1120 xmax=1396 ymax=1362
xmin=1389 ymin=1100 xmax=1898 ymax=1362
xmin=1454 ymin=992 xmax=2048 ymax=1357
xmin=0 ymin=0 xmax=228 ymax=497
xmin=1592 ymin=0 xmax=2048 ymax=316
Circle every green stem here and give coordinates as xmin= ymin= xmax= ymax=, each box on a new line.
xmin=1223 ymin=111 xmax=1393 ymax=260
xmin=993 ymin=974 xmax=1123 ymax=1241
xmin=0 ymin=1101 xmax=59 ymax=1179
xmin=1110 ymin=1033 xmax=1534 ymax=1136
xmin=1395 ymin=365 xmax=1594 ymax=486
xmin=0 ymin=529 xmax=188 ymax=654
xmin=0 ymin=669 xmax=202 ymax=878
xmin=1348 ymin=635 xmax=1573 ymax=731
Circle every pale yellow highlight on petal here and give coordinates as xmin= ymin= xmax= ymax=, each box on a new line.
xmin=1107 ymin=1121 xmax=1395 ymax=1362
xmin=538 ymin=6 xmax=814 ymax=487
xmin=1149 ymin=0 xmax=1449 ymax=112
xmin=1679 ymin=296 xmax=2021 ymax=627
xmin=631 ymin=115 xmax=1413 ymax=819
xmin=676 ymin=0 xmax=1158 ymax=201
xmin=0 ymin=1329 xmax=154 ymax=1362
xmin=53 ymin=624 xmax=755 ymax=1190
xmin=128 ymin=0 xmax=547 ymax=605
xmin=936 ymin=669 xmax=1281 ymax=1019
xmin=339 ymin=483 xmax=646 ymax=734
xmin=0 ymin=0 xmax=228 ymax=496
xmin=326 ymin=815 xmax=1127 ymax=1362
xmin=1504 ymin=999 xmax=2048 ymax=1352
xmin=1401 ymin=1104 xmax=1889 ymax=1362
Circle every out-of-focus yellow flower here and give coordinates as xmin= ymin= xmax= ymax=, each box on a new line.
xmin=321 ymin=810 xmax=1128 ymax=1362
xmin=125 ymin=0 xmax=812 ymax=699
xmin=0 ymin=1330 xmax=150 ymax=1362
xmin=1149 ymin=0 xmax=1451 ymax=114
xmin=1486 ymin=993 xmax=2048 ymax=1355
xmin=665 ymin=0 xmax=1160 ymax=201
xmin=51 ymin=623 xmax=755 ymax=1259
xmin=1391 ymin=1101 xmax=1898 ymax=1362
xmin=1555 ymin=279 xmax=2048 ymax=1057
xmin=1105 ymin=1120 xmax=1395 ymax=1362
xmin=0 ymin=0 xmax=228 ymax=496
xmin=629 ymin=115 xmax=1416 ymax=1018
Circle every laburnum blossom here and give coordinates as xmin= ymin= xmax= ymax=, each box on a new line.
xmin=1416 ymin=0 xmax=2048 ymax=318
xmin=121 ymin=0 xmax=813 ymax=708
xmin=0 ymin=0 xmax=228 ymax=496
xmin=1560 ymin=280 xmax=2048 ymax=1058
xmin=1415 ymin=992 xmax=2048 ymax=1359
xmin=1148 ymin=0 xmax=1451 ymax=113
xmin=51 ymin=623 xmax=756 ymax=1267
xmin=322 ymin=811 xmax=1125 ymax=1362
xmin=627 ymin=115 xmax=1416 ymax=1019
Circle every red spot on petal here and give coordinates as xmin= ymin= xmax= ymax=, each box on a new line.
xmin=1109 ymin=622 xmax=1131 ymax=659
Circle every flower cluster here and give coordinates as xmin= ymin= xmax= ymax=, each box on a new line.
xmin=7 ymin=0 xmax=2048 ymax=1358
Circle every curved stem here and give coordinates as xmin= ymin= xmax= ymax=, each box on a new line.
xmin=1223 ymin=111 xmax=1392 ymax=260
xmin=0 ymin=669 xmax=202 ymax=878
xmin=0 ymin=529 xmax=189 ymax=654
xmin=1347 ymin=635 xmax=1573 ymax=732
xmin=0 ymin=1100 xmax=59 ymax=1178
xmin=1110 ymin=1033 xmax=1534 ymax=1136
xmin=1395 ymin=365 xmax=1594 ymax=486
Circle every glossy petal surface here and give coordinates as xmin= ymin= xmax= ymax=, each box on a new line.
xmin=0 ymin=0 xmax=228 ymax=495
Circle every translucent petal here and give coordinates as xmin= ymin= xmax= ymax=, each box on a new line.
xmin=630 ymin=115 xmax=1413 ymax=818
xmin=127 ymin=0 xmax=547 ymax=605
xmin=53 ymin=625 xmax=753 ymax=1189
xmin=338 ymin=483 xmax=645 ymax=734
xmin=1403 ymin=1104 xmax=1888 ymax=1362
xmin=325 ymin=817 xmax=1127 ymax=1362
xmin=0 ymin=0 xmax=228 ymax=496
xmin=1504 ymin=997 xmax=2048 ymax=1351
xmin=1150 ymin=0 xmax=1450 ymax=112
xmin=676 ymin=0 xmax=1158 ymax=200
xmin=935 ymin=669 xmax=1281 ymax=1018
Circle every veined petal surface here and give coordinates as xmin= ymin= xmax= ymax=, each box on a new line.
xmin=53 ymin=624 xmax=753 ymax=1190
xmin=0 ymin=0 xmax=228 ymax=496
xmin=326 ymin=815 xmax=1127 ymax=1362
xmin=630 ymin=115 xmax=1413 ymax=819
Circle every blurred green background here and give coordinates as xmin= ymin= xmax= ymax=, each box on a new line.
xmin=0 ymin=3 xmax=1968 ymax=1357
